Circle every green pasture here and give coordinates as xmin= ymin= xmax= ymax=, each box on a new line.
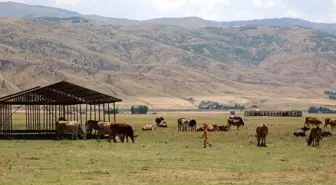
xmin=0 ymin=112 xmax=336 ymax=185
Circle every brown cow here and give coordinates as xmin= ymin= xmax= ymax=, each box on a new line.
xmin=86 ymin=120 xmax=99 ymax=136
xmin=108 ymin=123 xmax=137 ymax=143
xmin=227 ymin=116 xmax=245 ymax=130
xmin=304 ymin=117 xmax=322 ymax=128
xmin=256 ymin=124 xmax=268 ymax=147
xmin=307 ymin=126 xmax=323 ymax=147
xmin=196 ymin=124 xmax=216 ymax=132
xmin=324 ymin=118 xmax=336 ymax=130
xmin=96 ymin=121 xmax=124 ymax=142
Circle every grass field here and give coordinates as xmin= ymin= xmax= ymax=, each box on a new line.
xmin=0 ymin=112 xmax=336 ymax=185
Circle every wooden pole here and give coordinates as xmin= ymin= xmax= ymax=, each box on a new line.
xmin=98 ymin=104 xmax=101 ymax=121
xmin=10 ymin=105 xmax=12 ymax=134
xmin=94 ymin=105 xmax=96 ymax=121
xmin=113 ymin=102 xmax=116 ymax=122
xmin=103 ymin=103 xmax=105 ymax=122
xmin=89 ymin=104 xmax=92 ymax=120
xmin=80 ymin=105 xmax=82 ymax=124
xmin=85 ymin=104 xmax=88 ymax=123
xmin=108 ymin=103 xmax=110 ymax=122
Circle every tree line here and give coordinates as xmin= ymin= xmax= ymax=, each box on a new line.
xmin=308 ymin=106 xmax=336 ymax=114
xmin=324 ymin=90 xmax=336 ymax=95
xmin=198 ymin=101 xmax=245 ymax=110
xmin=324 ymin=90 xmax=336 ymax=100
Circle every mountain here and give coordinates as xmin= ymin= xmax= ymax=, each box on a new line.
xmin=0 ymin=1 xmax=80 ymax=18
xmin=142 ymin=17 xmax=336 ymax=35
xmin=1 ymin=1 xmax=336 ymax=36
xmin=1 ymin=18 xmax=336 ymax=109
xmin=84 ymin=15 xmax=139 ymax=26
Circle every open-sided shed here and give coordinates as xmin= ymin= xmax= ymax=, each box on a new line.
xmin=0 ymin=80 xmax=122 ymax=136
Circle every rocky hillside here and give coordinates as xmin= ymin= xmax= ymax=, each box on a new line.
xmin=0 ymin=18 xmax=336 ymax=109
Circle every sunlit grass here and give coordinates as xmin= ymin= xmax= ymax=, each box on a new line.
xmin=0 ymin=112 xmax=335 ymax=185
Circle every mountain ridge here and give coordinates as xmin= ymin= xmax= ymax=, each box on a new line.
xmin=0 ymin=1 xmax=336 ymax=35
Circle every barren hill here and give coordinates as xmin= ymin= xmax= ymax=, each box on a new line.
xmin=0 ymin=18 xmax=336 ymax=109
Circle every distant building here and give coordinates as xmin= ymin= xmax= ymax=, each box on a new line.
xmin=251 ymin=105 xmax=259 ymax=111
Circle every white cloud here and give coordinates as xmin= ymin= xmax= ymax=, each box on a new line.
xmin=149 ymin=0 xmax=231 ymax=13
xmin=284 ymin=9 xmax=305 ymax=19
xmin=252 ymin=0 xmax=277 ymax=8
xmin=331 ymin=0 xmax=336 ymax=21
xmin=55 ymin=0 xmax=81 ymax=5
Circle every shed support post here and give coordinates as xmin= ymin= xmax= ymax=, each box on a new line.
xmin=113 ymin=102 xmax=116 ymax=122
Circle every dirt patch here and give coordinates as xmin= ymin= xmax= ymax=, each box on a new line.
xmin=136 ymin=168 xmax=336 ymax=182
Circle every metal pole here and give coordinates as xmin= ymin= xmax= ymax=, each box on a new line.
xmin=108 ymin=103 xmax=110 ymax=122
xmin=113 ymin=102 xmax=116 ymax=122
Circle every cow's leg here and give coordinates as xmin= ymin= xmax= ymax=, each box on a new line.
xmin=120 ymin=134 xmax=125 ymax=143
xmin=263 ymin=137 xmax=267 ymax=147
xmin=97 ymin=133 xmax=101 ymax=142
xmin=87 ymin=128 xmax=91 ymax=137
xmin=312 ymin=138 xmax=315 ymax=147
xmin=257 ymin=136 xmax=261 ymax=146
xmin=112 ymin=133 xmax=118 ymax=143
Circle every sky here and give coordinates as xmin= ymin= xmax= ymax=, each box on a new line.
xmin=2 ymin=0 xmax=336 ymax=23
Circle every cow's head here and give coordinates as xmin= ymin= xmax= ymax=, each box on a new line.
xmin=241 ymin=118 xmax=245 ymax=126
xmin=133 ymin=134 xmax=138 ymax=141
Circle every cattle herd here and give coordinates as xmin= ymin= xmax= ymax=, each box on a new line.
xmin=55 ymin=115 xmax=335 ymax=148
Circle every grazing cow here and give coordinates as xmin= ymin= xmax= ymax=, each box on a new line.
xmin=96 ymin=121 xmax=112 ymax=141
xmin=324 ymin=118 xmax=336 ymax=130
xmin=109 ymin=123 xmax=137 ymax=143
xmin=142 ymin=124 xmax=156 ymax=131
xmin=256 ymin=124 xmax=268 ymax=147
xmin=96 ymin=122 xmax=124 ymax=142
xmin=56 ymin=120 xmax=86 ymax=140
xmin=188 ymin=119 xmax=197 ymax=132
xmin=158 ymin=120 xmax=168 ymax=128
xmin=293 ymin=126 xmax=310 ymax=137
xmin=227 ymin=116 xmax=245 ymax=130
xmin=304 ymin=117 xmax=323 ymax=128
xmin=321 ymin=130 xmax=332 ymax=137
xmin=181 ymin=119 xmax=189 ymax=132
xmin=307 ymin=126 xmax=323 ymax=147
xmin=217 ymin=125 xmax=229 ymax=131
xmin=86 ymin=120 xmax=99 ymax=137
xmin=155 ymin=117 xmax=167 ymax=127
xmin=177 ymin=117 xmax=186 ymax=131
